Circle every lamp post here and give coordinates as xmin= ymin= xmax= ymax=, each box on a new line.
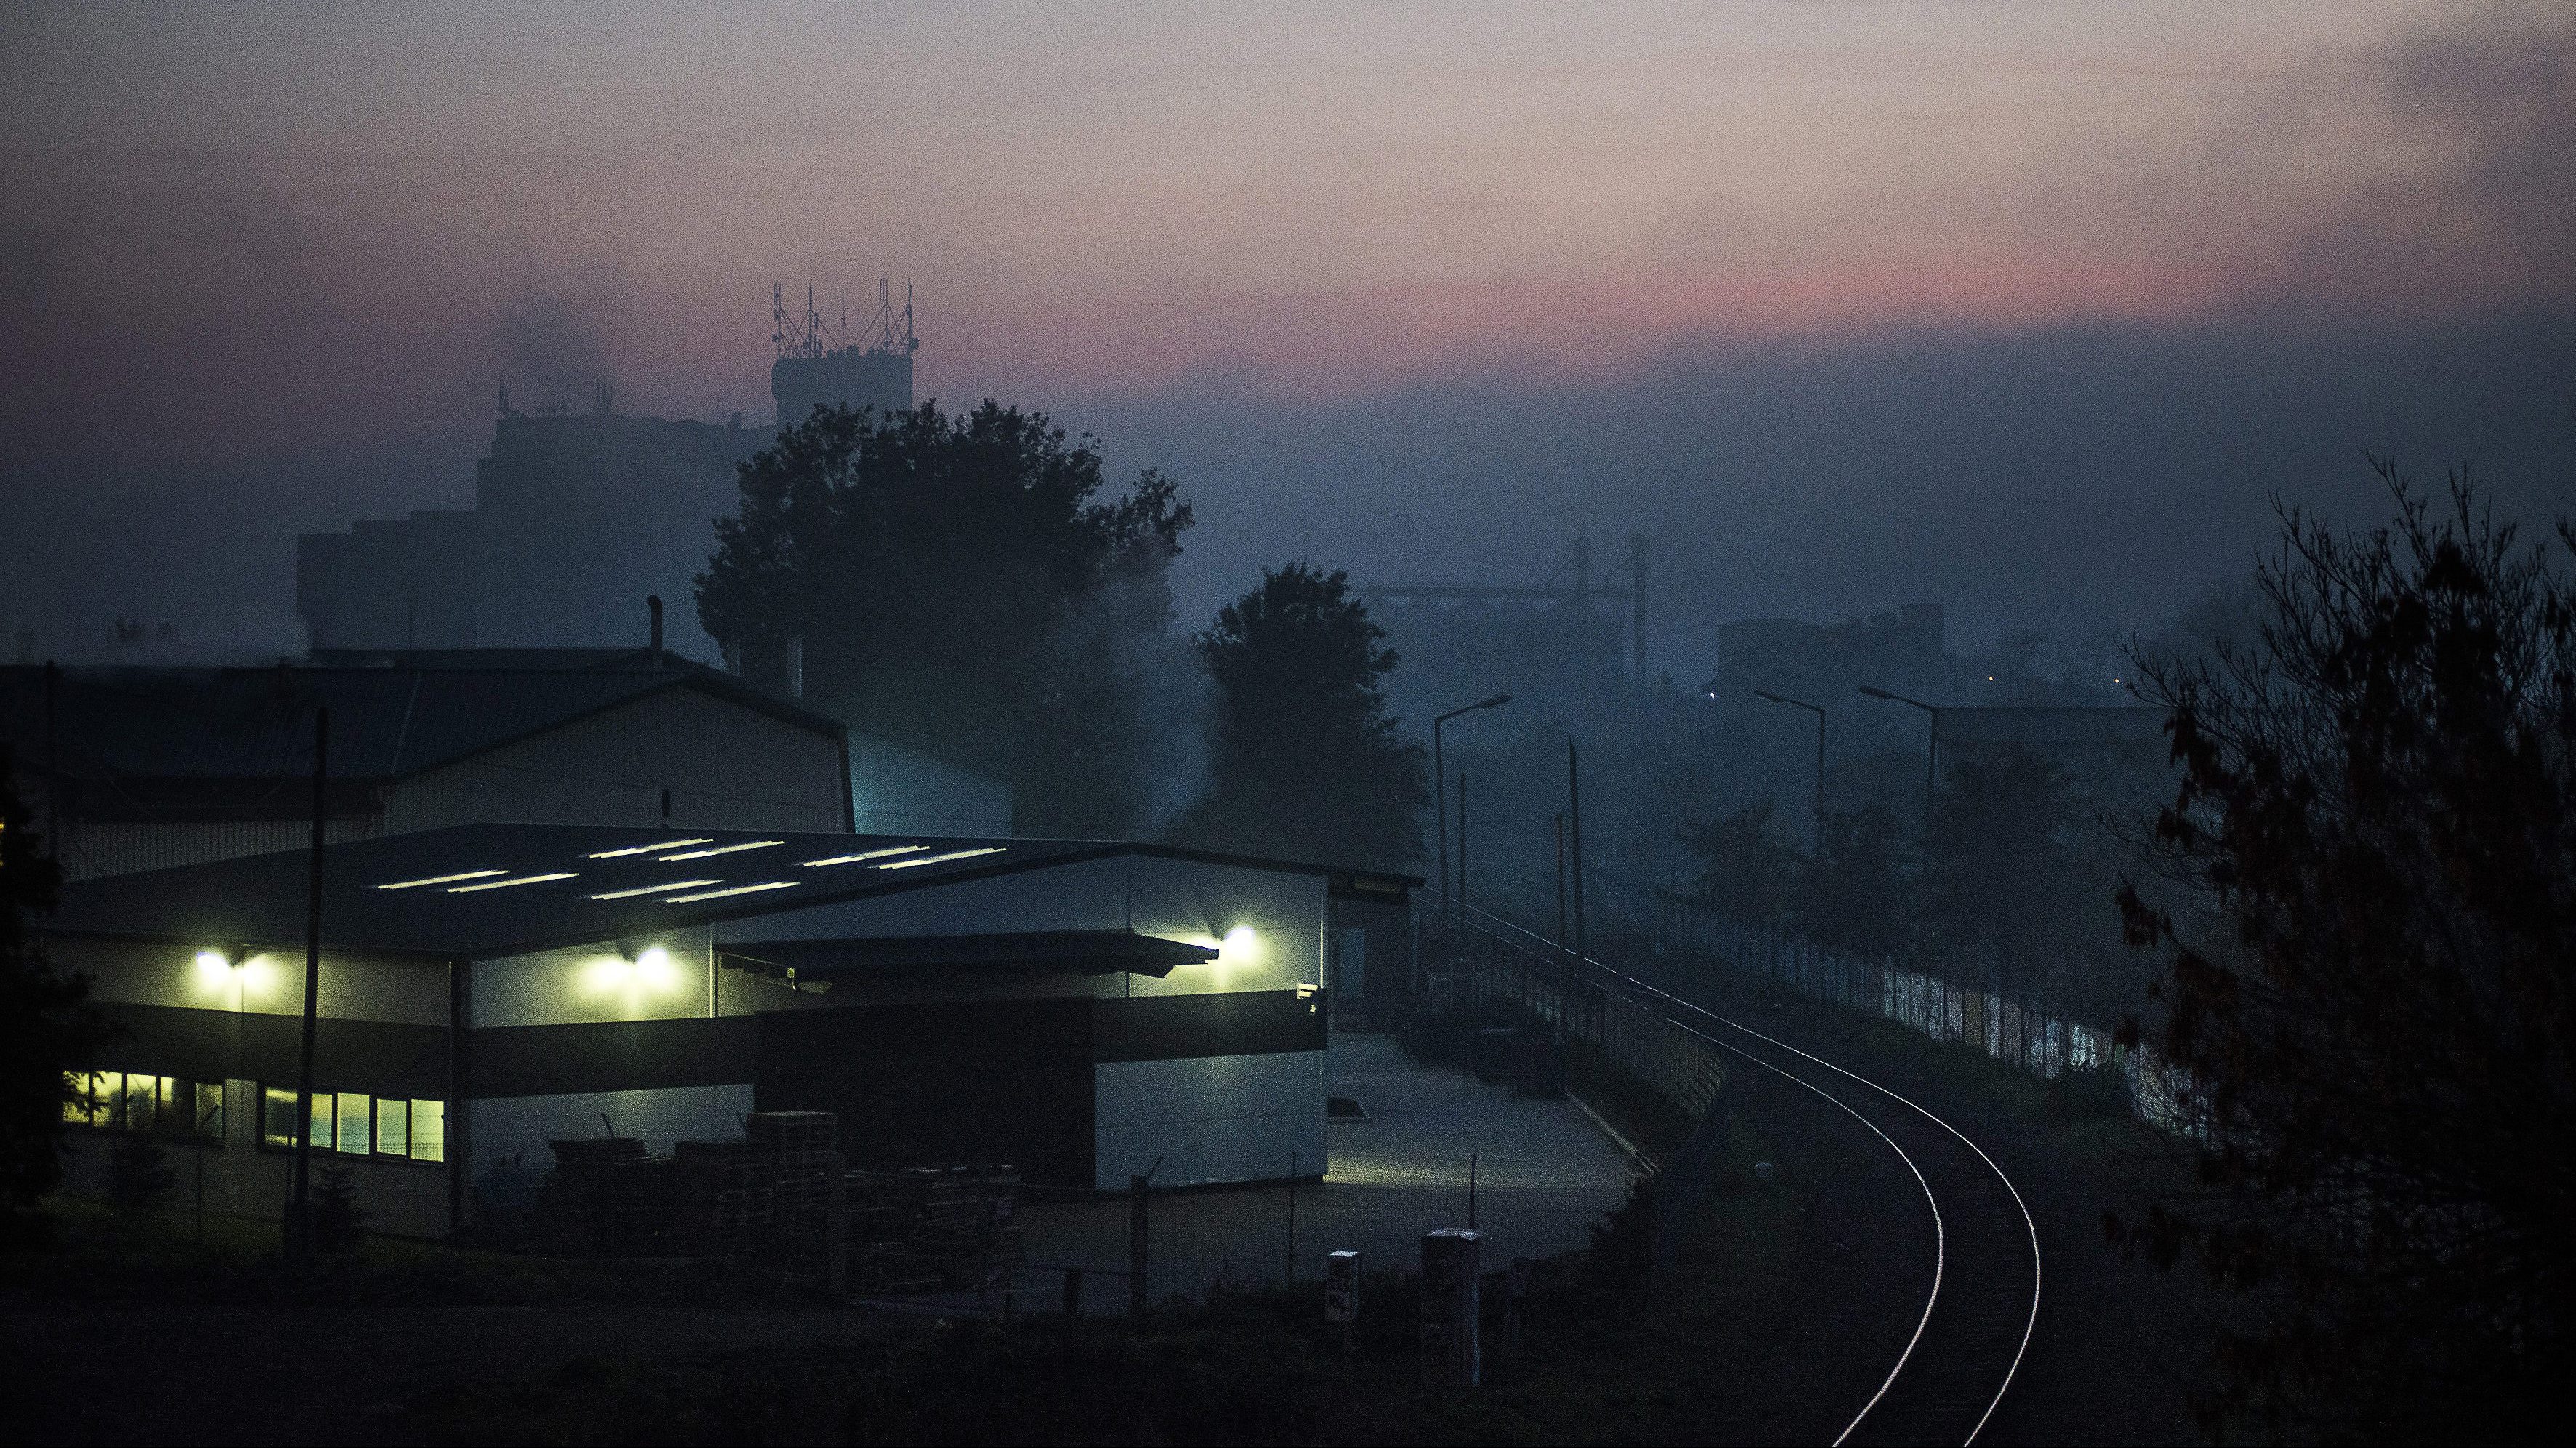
xmin=1432 ymin=693 xmax=1512 ymax=930
xmin=1858 ymin=685 xmax=1938 ymax=827
xmin=1754 ymin=689 xmax=1826 ymax=853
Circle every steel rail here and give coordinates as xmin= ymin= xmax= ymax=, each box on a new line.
xmin=1447 ymin=898 xmax=2043 ymax=1445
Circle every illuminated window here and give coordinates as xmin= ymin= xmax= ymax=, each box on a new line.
xmin=308 ymin=1093 xmax=334 ymax=1152
xmin=335 ymin=1093 xmax=371 ymax=1157
xmin=376 ymin=1097 xmax=409 ymax=1157
xmin=124 ymin=1074 xmax=159 ymax=1136
xmin=193 ymin=1082 xmax=225 ymax=1142
xmin=264 ymin=1087 xmax=299 ymax=1148
xmin=60 ymin=1071 xmax=94 ymax=1126
xmin=92 ymin=1071 xmax=121 ymax=1129
xmin=409 ymin=1100 xmax=445 ymax=1164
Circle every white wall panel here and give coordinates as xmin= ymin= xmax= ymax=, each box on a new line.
xmin=386 ymin=686 xmax=846 ymax=836
xmin=1094 ymin=1051 xmax=1325 ymax=1189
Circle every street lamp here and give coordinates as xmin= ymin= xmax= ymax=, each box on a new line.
xmin=1433 ymin=693 xmax=1512 ymax=929
xmin=1858 ymin=685 xmax=1938 ymax=825
xmin=1754 ymin=690 xmax=1826 ymax=852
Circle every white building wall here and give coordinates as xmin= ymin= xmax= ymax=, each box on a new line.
xmin=385 ymin=686 xmax=846 ymax=837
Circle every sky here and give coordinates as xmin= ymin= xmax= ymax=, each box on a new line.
xmin=2 ymin=1 xmax=2571 ymax=668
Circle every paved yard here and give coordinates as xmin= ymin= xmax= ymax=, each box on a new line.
xmin=1015 ymin=1032 xmax=1640 ymax=1306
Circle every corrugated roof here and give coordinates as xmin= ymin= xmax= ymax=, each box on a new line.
xmin=37 ymin=823 xmax=1416 ymax=958
xmin=0 ymin=664 xmax=846 ymax=789
xmin=39 ymin=822 xmax=1104 ymax=957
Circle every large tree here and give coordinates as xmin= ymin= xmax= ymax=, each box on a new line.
xmin=1173 ymin=564 xmax=1427 ymax=871
xmin=696 ymin=401 xmax=1195 ymax=836
xmin=1677 ymin=800 xmax=1799 ymax=927
xmin=1917 ymin=745 xmax=2126 ymax=999
xmin=2118 ymin=464 xmax=2576 ymax=1441
xmin=1 ymin=747 xmax=100 ymax=1235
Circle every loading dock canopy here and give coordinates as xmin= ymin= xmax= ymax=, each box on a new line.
xmin=720 ymin=931 xmax=1217 ymax=981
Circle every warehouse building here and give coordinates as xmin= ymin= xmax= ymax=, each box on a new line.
xmin=1 ymin=655 xmax=1011 ymax=880
xmin=45 ymin=824 xmax=1413 ymax=1236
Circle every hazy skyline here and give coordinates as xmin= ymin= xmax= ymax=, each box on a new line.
xmin=4 ymin=1 xmax=2570 ymax=668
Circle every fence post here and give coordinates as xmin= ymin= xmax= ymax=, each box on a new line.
xmin=1128 ymin=1175 xmax=1149 ymax=1316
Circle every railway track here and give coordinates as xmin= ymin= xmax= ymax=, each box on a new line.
xmin=1455 ymin=904 xmax=2042 ymax=1446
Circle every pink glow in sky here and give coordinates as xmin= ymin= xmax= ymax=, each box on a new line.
xmin=5 ymin=0 xmax=2564 ymax=458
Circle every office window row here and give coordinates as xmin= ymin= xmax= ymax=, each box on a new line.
xmin=260 ymin=1087 xmax=444 ymax=1164
xmin=63 ymin=1071 xmax=223 ymax=1142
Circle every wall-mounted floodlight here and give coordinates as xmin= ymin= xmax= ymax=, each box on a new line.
xmin=195 ymin=946 xmax=244 ymax=977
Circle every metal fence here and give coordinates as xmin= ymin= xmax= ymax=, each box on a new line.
xmin=1465 ymin=873 xmax=2206 ymax=1138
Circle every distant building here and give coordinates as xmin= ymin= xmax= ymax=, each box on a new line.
xmin=297 ymin=284 xmax=916 ymax=661
xmin=1363 ymin=536 xmax=1640 ymax=726
xmin=1710 ymin=603 xmax=1949 ymax=701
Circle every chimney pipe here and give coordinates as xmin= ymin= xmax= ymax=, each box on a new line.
xmin=647 ymin=595 xmax=663 ymax=655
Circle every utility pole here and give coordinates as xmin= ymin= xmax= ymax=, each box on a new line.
xmin=1432 ymin=695 xmax=1512 ymax=930
xmin=1553 ymin=813 xmax=1568 ymax=950
xmin=42 ymin=661 xmax=58 ymax=861
xmin=1567 ymin=737 xmax=1586 ymax=967
xmin=1629 ymin=534 xmax=1650 ymax=686
xmin=1858 ymin=685 xmax=1939 ymax=831
xmin=286 ymin=704 xmax=328 ymax=1263
xmin=1754 ymin=690 xmax=1828 ymax=853
xmin=1456 ymin=773 xmax=1469 ymax=929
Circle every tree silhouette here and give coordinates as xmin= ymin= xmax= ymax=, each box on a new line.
xmin=1677 ymin=800 xmax=1799 ymax=926
xmin=2119 ymin=462 xmax=2576 ymax=1441
xmin=1791 ymin=800 xmax=1912 ymax=959
xmin=0 ymin=744 xmax=101 ymax=1235
xmin=1173 ymin=564 xmax=1427 ymax=871
xmin=696 ymin=401 xmax=1195 ymax=836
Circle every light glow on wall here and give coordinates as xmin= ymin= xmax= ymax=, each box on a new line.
xmin=1221 ymin=926 xmax=1261 ymax=965
xmin=580 ymin=942 xmax=686 ymax=1010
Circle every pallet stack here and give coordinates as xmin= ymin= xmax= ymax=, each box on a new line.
xmin=545 ymin=1137 xmax=649 ymax=1249
xmin=846 ymin=1165 xmax=1024 ymax=1292
xmin=745 ymin=1112 xmax=838 ymax=1227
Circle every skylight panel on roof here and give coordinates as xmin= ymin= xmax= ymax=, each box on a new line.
xmin=587 ymin=839 xmax=712 ymax=859
xmin=663 ymin=881 xmax=798 ymax=903
xmin=587 ymin=879 xmax=719 ymax=901
xmin=800 ymin=845 xmax=928 ymax=867
xmin=378 ymin=869 xmax=508 ymax=890
xmin=446 ymin=872 xmax=580 ymax=893
xmin=658 ymin=840 xmax=784 ymax=862
xmin=875 ymin=847 xmax=1007 ymax=870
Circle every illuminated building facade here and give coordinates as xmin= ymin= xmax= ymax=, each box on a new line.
xmin=43 ymin=824 xmax=1411 ymax=1234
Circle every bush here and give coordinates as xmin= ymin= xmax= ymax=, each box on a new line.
xmin=1584 ymin=1174 xmax=1658 ymax=1291
xmin=2045 ymin=1063 xmax=2132 ymax=1122
xmin=106 ymin=1134 xmax=175 ymax=1218
xmin=312 ymin=1162 xmax=369 ymax=1252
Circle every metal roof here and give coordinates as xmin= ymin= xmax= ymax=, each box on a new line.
xmin=37 ymin=822 xmax=1409 ymax=959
